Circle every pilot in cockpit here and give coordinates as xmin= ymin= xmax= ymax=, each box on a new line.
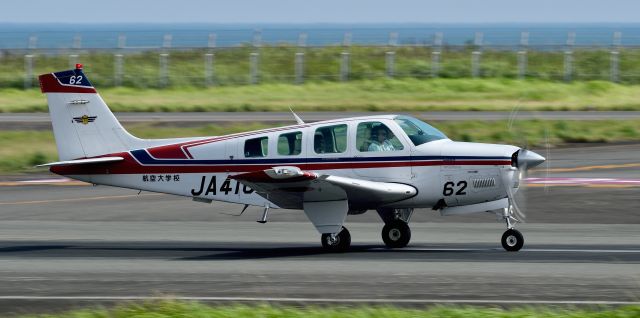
xmin=368 ymin=125 xmax=396 ymax=152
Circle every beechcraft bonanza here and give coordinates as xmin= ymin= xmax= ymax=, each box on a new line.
xmin=38 ymin=65 xmax=545 ymax=252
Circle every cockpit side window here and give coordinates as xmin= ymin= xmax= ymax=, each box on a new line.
xmin=356 ymin=121 xmax=404 ymax=152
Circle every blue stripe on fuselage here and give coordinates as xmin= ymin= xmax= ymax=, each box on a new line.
xmin=130 ymin=149 xmax=510 ymax=166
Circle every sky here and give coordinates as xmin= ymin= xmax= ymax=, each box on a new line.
xmin=1 ymin=0 xmax=640 ymax=24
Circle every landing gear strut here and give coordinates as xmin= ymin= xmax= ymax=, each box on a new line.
xmin=321 ymin=227 xmax=351 ymax=252
xmin=382 ymin=220 xmax=411 ymax=248
xmin=500 ymin=205 xmax=524 ymax=252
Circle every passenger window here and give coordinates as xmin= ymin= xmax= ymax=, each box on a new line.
xmin=314 ymin=124 xmax=347 ymax=154
xmin=277 ymin=131 xmax=303 ymax=156
xmin=244 ymin=136 xmax=268 ymax=157
xmin=356 ymin=121 xmax=403 ymax=152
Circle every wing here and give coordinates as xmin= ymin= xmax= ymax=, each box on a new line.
xmin=230 ymin=166 xmax=417 ymax=210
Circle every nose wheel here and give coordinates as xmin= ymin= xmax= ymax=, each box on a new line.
xmin=498 ymin=205 xmax=525 ymax=252
xmin=501 ymin=228 xmax=524 ymax=252
xmin=321 ymin=227 xmax=351 ymax=252
xmin=382 ymin=220 xmax=411 ymax=248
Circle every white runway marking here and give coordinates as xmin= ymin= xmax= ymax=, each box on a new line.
xmin=376 ymin=247 xmax=640 ymax=253
xmin=0 ymin=296 xmax=636 ymax=305
xmin=525 ymin=248 xmax=640 ymax=253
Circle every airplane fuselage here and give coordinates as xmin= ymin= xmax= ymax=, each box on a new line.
xmin=52 ymin=115 xmax=519 ymax=211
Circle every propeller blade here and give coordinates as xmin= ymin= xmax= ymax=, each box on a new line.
xmin=507 ymin=102 xmax=522 ymax=131
xmin=508 ymin=184 xmax=527 ymax=221
xmin=500 ymin=167 xmax=526 ymax=222
xmin=544 ymin=127 xmax=551 ymax=194
xmin=515 ymin=166 xmax=528 ymax=221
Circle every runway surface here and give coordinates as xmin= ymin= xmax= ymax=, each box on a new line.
xmin=4 ymin=111 xmax=640 ymax=129
xmin=0 ymin=144 xmax=639 ymax=314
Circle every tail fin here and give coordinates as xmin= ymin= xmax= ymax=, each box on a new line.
xmin=39 ymin=64 xmax=143 ymax=161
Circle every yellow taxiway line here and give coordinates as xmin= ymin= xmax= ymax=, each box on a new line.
xmin=0 ymin=193 xmax=165 ymax=206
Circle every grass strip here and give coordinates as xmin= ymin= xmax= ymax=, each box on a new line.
xmin=3 ymin=78 xmax=640 ymax=112
xmin=18 ymin=301 xmax=640 ymax=318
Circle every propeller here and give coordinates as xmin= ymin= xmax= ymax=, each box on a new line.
xmin=503 ymin=103 xmax=547 ymax=222
xmin=502 ymin=148 xmax=545 ymax=222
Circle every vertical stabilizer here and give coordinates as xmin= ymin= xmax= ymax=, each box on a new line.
xmin=39 ymin=64 xmax=143 ymax=161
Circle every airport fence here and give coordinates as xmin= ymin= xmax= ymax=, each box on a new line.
xmin=2 ymin=31 xmax=640 ymax=89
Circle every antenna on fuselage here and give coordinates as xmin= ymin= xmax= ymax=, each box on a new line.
xmin=289 ymin=106 xmax=305 ymax=124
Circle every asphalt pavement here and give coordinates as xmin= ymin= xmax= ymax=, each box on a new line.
xmin=0 ymin=143 xmax=638 ymax=314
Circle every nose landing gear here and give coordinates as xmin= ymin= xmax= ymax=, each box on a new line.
xmin=500 ymin=205 xmax=524 ymax=252
xmin=501 ymin=228 xmax=524 ymax=251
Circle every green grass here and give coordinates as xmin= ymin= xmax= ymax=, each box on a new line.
xmin=4 ymin=78 xmax=640 ymax=113
xmin=17 ymin=301 xmax=640 ymax=318
xmin=6 ymin=46 xmax=640 ymax=88
xmin=3 ymin=119 xmax=640 ymax=174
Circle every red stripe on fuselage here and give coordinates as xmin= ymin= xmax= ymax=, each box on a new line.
xmin=49 ymin=152 xmax=511 ymax=175
xmin=146 ymin=145 xmax=189 ymax=159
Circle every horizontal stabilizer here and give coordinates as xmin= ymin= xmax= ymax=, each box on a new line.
xmin=36 ymin=156 xmax=124 ymax=167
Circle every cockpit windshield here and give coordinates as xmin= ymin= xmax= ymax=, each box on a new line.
xmin=394 ymin=116 xmax=448 ymax=146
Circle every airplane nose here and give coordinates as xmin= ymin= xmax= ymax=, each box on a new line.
xmin=515 ymin=149 xmax=546 ymax=169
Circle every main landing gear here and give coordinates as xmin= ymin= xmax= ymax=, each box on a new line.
xmin=382 ymin=220 xmax=411 ymax=248
xmin=321 ymin=227 xmax=351 ymax=252
xmin=319 ymin=208 xmax=415 ymax=251
xmin=500 ymin=205 xmax=524 ymax=252
xmin=378 ymin=208 xmax=414 ymax=248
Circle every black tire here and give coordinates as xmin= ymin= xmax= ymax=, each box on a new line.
xmin=321 ymin=227 xmax=351 ymax=252
xmin=382 ymin=220 xmax=411 ymax=248
xmin=501 ymin=229 xmax=524 ymax=252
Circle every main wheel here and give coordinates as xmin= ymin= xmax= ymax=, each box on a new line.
xmin=501 ymin=229 xmax=524 ymax=252
xmin=321 ymin=227 xmax=351 ymax=252
xmin=382 ymin=220 xmax=411 ymax=248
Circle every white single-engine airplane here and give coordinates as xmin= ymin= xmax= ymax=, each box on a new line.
xmin=38 ymin=65 xmax=545 ymax=252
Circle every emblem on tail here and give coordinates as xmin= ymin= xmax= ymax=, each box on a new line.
xmin=72 ymin=115 xmax=97 ymax=125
